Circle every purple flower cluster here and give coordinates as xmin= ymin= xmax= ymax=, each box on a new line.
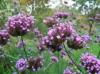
xmin=67 ymin=35 xmax=86 ymax=49
xmin=16 ymin=58 xmax=28 ymax=72
xmin=38 ymin=21 xmax=74 ymax=52
xmin=63 ymin=67 xmax=76 ymax=74
xmin=43 ymin=16 xmax=59 ymax=27
xmin=48 ymin=22 xmax=73 ymax=43
xmin=17 ymin=40 xmax=26 ymax=48
xmin=0 ymin=30 xmax=9 ymax=45
xmin=7 ymin=14 xmax=34 ymax=36
xmin=54 ymin=12 xmax=70 ymax=18
xmin=82 ymin=34 xmax=91 ymax=43
xmin=80 ymin=53 xmax=100 ymax=74
xmin=51 ymin=56 xmax=58 ymax=63
xmin=16 ymin=57 xmax=44 ymax=72
xmin=60 ymin=50 xmax=67 ymax=57
xmin=43 ymin=11 xmax=70 ymax=27
xmin=28 ymin=56 xmax=43 ymax=71
xmin=33 ymin=28 xmax=43 ymax=39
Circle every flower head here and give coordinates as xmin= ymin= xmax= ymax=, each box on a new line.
xmin=67 ymin=35 xmax=86 ymax=49
xmin=7 ymin=14 xmax=34 ymax=36
xmin=51 ymin=56 xmax=58 ymax=63
xmin=28 ymin=56 xmax=43 ymax=71
xmin=33 ymin=28 xmax=43 ymax=39
xmin=17 ymin=40 xmax=26 ymax=48
xmin=0 ymin=30 xmax=9 ymax=45
xmin=80 ymin=53 xmax=100 ymax=74
xmin=63 ymin=67 xmax=76 ymax=74
xmin=82 ymin=34 xmax=91 ymax=42
xmin=43 ymin=16 xmax=59 ymax=27
xmin=54 ymin=12 xmax=70 ymax=18
xmin=16 ymin=58 xmax=28 ymax=72
xmin=38 ymin=21 xmax=74 ymax=52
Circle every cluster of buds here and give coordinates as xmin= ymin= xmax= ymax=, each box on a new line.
xmin=80 ymin=53 xmax=100 ymax=74
xmin=28 ymin=56 xmax=43 ymax=71
xmin=54 ymin=12 xmax=70 ymax=18
xmin=43 ymin=16 xmax=59 ymax=27
xmin=38 ymin=21 xmax=74 ymax=52
xmin=7 ymin=14 xmax=34 ymax=36
xmin=0 ymin=30 xmax=9 ymax=46
xmin=67 ymin=35 xmax=86 ymax=49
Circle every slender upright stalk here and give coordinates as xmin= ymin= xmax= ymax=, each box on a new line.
xmin=58 ymin=53 xmax=60 ymax=74
xmin=97 ymin=44 xmax=100 ymax=58
xmin=21 ymin=36 xmax=28 ymax=61
xmin=63 ymin=44 xmax=84 ymax=74
xmin=97 ymin=51 xmax=100 ymax=58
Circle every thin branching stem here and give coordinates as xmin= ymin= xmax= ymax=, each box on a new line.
xmin=63 ymin=43 xmax=84 ymax=74
xmin=97 ymin=44 xmax=100 ymax=58
xmin=21 ymin=36 xmax=28 ymax=61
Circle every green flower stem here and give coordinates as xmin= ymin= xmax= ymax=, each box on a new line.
xmin=21 ymin=36 xmax=28 ymax=61
xmin=63 ymin=43 xmax=84 ymax=74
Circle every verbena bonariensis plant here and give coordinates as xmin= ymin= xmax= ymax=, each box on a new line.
xmin=80 ymin=53 xmax=100 ymax=74
xmin=6 ymin=13 xmax=40 ymax=73
xmin=0 ymin=11 xmax=93 ymax=74
xmin=38 ymin=15 xmax=90 ymax=73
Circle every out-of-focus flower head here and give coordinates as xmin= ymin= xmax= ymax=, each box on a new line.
xmin=43 ymin=16 xmax=59 ymax=27
xmin=80 ymin=53 xmax=100 ymax=74
xmin=17 ymin=40 xmax=26 ymax=48
xmin=0 ymin=30 xmax=9 ymax=46
xmin=37 ymin=36 xmax=51 ymax=52
xmin=28 ymin=56 xmax=43 ymax=71
xmin=48 ymin=21 xmax=74 ymax=45
xmin=51 ymin=56 xmax=58 ymax=63
xmin=67 ymin=35 xmax=86 ymax=49
xmin=7 ymin=14 xmax=35 ymax=36
xmin=60 ymin=50 xmax=67 ymax=57
xmin=82 ymin=34 xmax=91 ymax=43
xmin=16 ymin=58 xmax=28 ymax=72
xmin=54 ymin=12 xmax=70 ymax=18
xmin=33 ymin=28 xmax=43 ymax=39
xmin=63 ymin=67 xmax=76 ymax=74
xmin=38 ymin=21 xmax=75 ymax=52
